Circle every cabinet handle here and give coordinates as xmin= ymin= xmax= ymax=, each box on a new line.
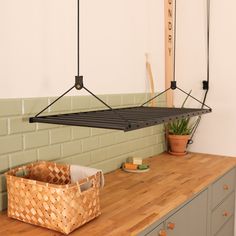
xmin=223 ymin=211 xmax=230 ymax=217
xmin=167 ymin=222 xmax=175 ymax=230
xmin=159 ymin=230 xmax=167 ymax=236
xmin=223 ymin=184 xmax=229 ymax=190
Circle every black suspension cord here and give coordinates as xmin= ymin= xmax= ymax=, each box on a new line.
xmin=173 ymin=0 xmax=177 ymax=82
xmin=207 ymin=0 xmax=210 ymax=90
xmin=77 ymin=0 xmax=80 ymax=76
xmin=188 ymin=0 xmax=211 ymax=144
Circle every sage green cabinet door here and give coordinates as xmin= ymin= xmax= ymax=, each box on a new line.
xmin=146 ymin=223 xmax=164 ymax=236
xmin=212 ymin=168 xmax=235 ymax=209
xmin=211 ymin=192 xmax=235 ymax=235
xmin=166 ymin=190 xmax=208 ymax=236
xmin=215 ymin=217 xmax=234 ymax=236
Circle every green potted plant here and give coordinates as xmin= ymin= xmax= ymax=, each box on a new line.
xmin=167 ymin=117 xmax=194 ymax=155
xmin=167 ymin=91 xmax=196 ymax=156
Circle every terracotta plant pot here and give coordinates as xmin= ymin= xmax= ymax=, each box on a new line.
xmin=168 ymin=134 xmax=190 ymax=156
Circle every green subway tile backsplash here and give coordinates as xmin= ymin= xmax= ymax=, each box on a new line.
xmin=90 ymin=148 xmax=109 ymax=164
xmin=0 ymin=135 xmax=22 ymax=155
xmin=134 ymin=94 xmax=147 ymax=105
xmin=133 ymin=146 xmax=154 ymax=159
xmin=153 ymin=124 xmax=164 ymax=134
xmin=153 ymin=143 xmax=166 ymax=155
xmin=49 ymin=97 xmax=72 ymax=113
xmin=71 ymin=96 xmax=90 ymax=111
xmin=50 ymin=127 xmax=71 ymax=144
xmin=71 ymin=127 xmax=90 ymax=140
xmin=0 ymin=99 xmax=22 ymax=117
xmin=10 ymin=150 xmax=37 ymax=168
xmin=62 ymin=140 xmax=82 ymax=157
xmin=121 ymin=94 xmax=135 ymax=106
xmin=106 ymin=143 xmax=128 ymax=158
xmin=107 ymin=94 xmax=122 ymax=107
xmin=24 ymin=130 xmax=49 ymax=149
xmin=58 ymin=152 xmax=91 ymax=166
xmin=90 ymin=95 xmax=108 ymax=109
xmin=91 ymin=128 xmax=112 ymax=136
xmin=0 ymin=175 xmax=6 ymax=193
xmin=90 ymin=158 xmax=120 ymax=174
xmin=0 ymin=93 xmax=166 ymax=211
xmin=9 ymin=117 xmax=36 ymax=134
xmin=37 ymin=123 xmax=59 ymax=130
xmin=82 ymin=136 xmax=100 ymax=152
xmin=114 ymin=131 xmax=127 ymax=144
xmin=23 ymin=98 xmax=49 ymax=115
xmin=0 ymin=119 xmax=8 ymax=136
xmin=99 ymin=133 xmax=116 ymax=148
xmin=0 ymin=192 xmax=7 ymax=211
xmin=157 ymin=133 xmax=165 ymax=144
xmin=38 ymin=145 xmax=61 ymax=161
xmin=0 ymin=155 xmax=9 ymax=173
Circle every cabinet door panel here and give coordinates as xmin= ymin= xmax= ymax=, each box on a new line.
xmin=215 ymin=216 xmax=234 ymax=236
xmin=166 ymin=190 xmax=208 ymax=236
xmin=212 ymin=168 xmax=235 ymax=208
xmin=211 ymin=192 xmax=235 ymax=235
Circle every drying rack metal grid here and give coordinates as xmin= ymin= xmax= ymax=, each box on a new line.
xmin=30 ymin=106 xmax=211 ymax=132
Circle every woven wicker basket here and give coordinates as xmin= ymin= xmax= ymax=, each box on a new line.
xmin=5 ymin=161 xmax=101 ymax=234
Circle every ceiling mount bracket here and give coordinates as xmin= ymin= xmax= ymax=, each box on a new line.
xmin=171 ymin=81 xmax=177 ymax=90
xmin=75 ymin=76 xmax=84 ymax=90
xmin=202 ymin=80 xmax=209 ymax=90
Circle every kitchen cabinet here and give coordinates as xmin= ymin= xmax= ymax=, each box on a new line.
xmin=166 ymin=190 xmax=207 ymax=236
xmin=211 ymin=192 xmax=235 ymax=235
xmin=144 ymin=190 xmax=208 ymax=236
xmin=144 ymin=167 xmax=236 ymax=236
xmin=215 ymin=216 xmax=234 ymax=236
xmin=1 ymin=153 xmax=236 ymax=236
xmin=211 ymin=167 xmax=235 ymax=236
xmin=212 ymin=168 xmax=235 ymax=208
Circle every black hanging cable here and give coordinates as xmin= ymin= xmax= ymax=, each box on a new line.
xmin=77 ymin=0 xmax=80 ymax=77
xmin=173 ymin=0 xmax=177 ymax=82
xmin=206 ymin=0 xmax=210 ymax=91
xmin=188 ymin=0 xmax=211 ymax=144
xmin=75 ymin=0 xmax=83 ymax=90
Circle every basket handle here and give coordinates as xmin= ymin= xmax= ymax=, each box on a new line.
xmin=77 ymin=176 xmax=96 ymax=193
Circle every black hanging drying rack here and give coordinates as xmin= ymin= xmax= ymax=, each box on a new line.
xmin=29 ymin=0 xmax=212 ymax=132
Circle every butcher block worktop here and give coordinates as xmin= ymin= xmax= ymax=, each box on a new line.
xmin=1 ymin=152 xmax=236 ymax=236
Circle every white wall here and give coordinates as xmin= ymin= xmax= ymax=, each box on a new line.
xmin=1 ymin=0 xmax=235 ymax=162
xmin=0 ymin=0 xmax=164 ymax=98
xmin=174 ymin=0 xmax=236 ymax=158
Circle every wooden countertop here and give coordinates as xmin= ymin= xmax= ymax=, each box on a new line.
xmin=1 ymin=152 xmax=236 ymax=236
